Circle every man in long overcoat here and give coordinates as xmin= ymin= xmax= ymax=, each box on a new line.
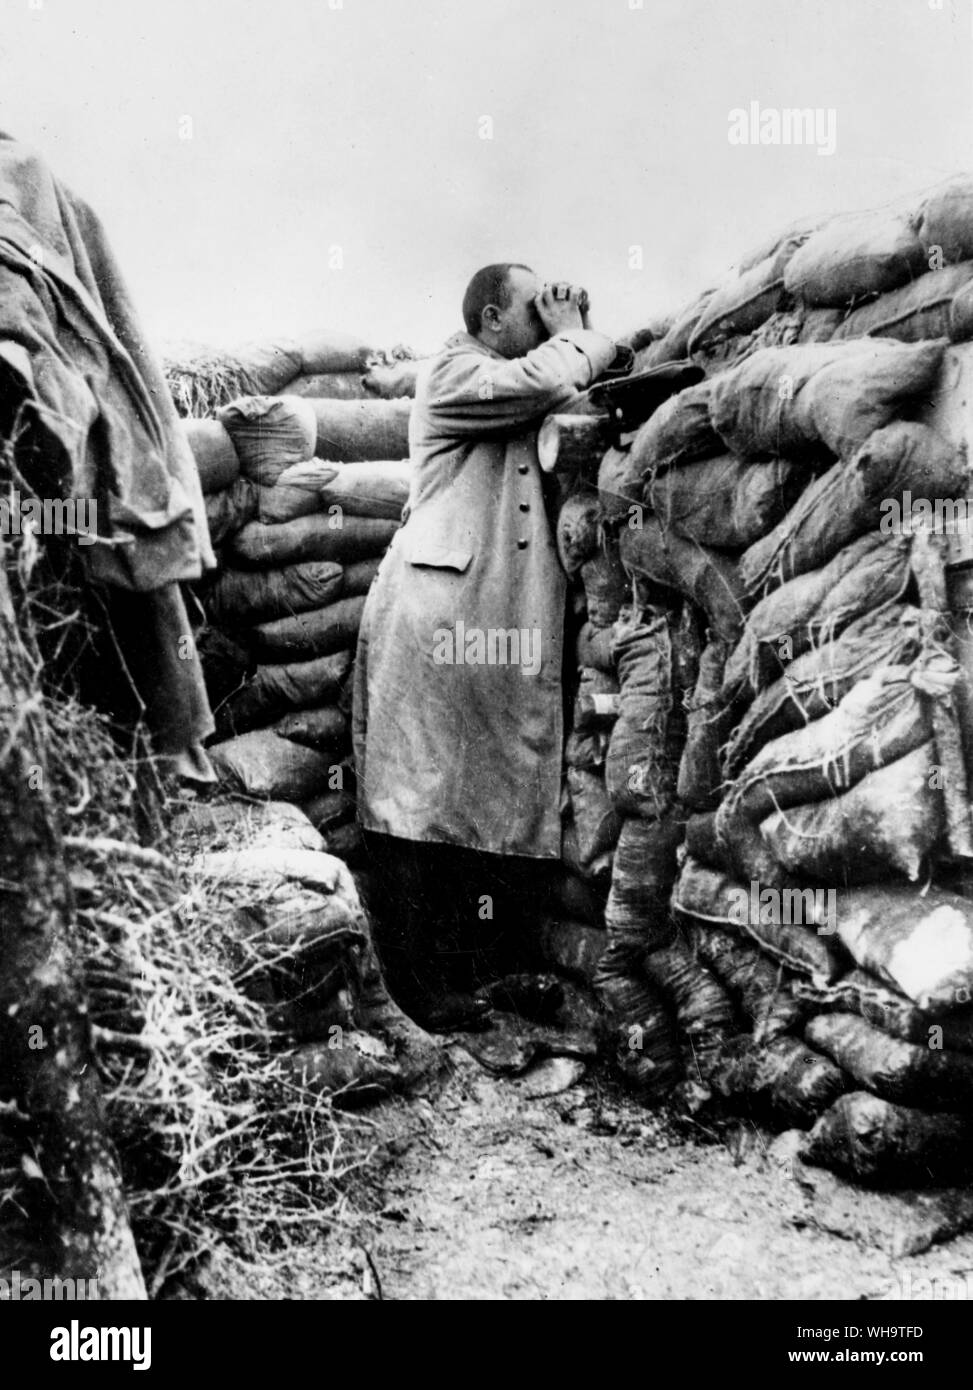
xmin=354 ymin=264 xmax=618 ymax=1028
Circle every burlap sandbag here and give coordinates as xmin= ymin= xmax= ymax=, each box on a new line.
xmin=214 ymin=651 xmax=353 ymax=736
xmin=564 ymin=729 xmax=609 ymax=770
xmin=313 ymin=460 xmax=412 ymax=520
xmin=739 ymin=421 xmax=960 ymax=600
xmin=218 ymin=395 xmax=318 ymax=484
xmin=671 ymin=855 xmax=843 ymax=984
xmin=182 ymin=418 xmax=240 ymax=493
xmin=709 ymin=339 xmax=945 ymax=462
xmin=607 ymin=976 xmax=683 ymax=1099
xmin=634 ymin=288 xmax=716 ymax=369
xmin=915 ymin=174 xmax=973 ymax=263
xmin=783 ymin=209 xmax=926 ymax=307
xmin=567 ymin=766 xmax=623 ymax=868
xmin=596 ymin=817 xmax=683 ymax=988
xmin=533 ymin=917 xmax=606 ymax=985
xmin=309 ymin=398 xmax=411 ymax=462
xmin=715 ymin=666 xmax=933 ymax=890
xmin=271 ymin=704 xmax=349 ymax=755
xmin=833 ymin=260 xmax=973 ymax=343
xmin=204 ymin=478 xmax=258 ymax=546
xmin=806 ymin=1013 xmax=973 ymax=1113
xmin=573 ymin=667 xmax=620 ymax=732
xmin=688 ymin=918 xmax=805 ymax=1044
xmin=643 ymin=936 xmax=738 ymax=1077
xmin=721 ymin=603 xmax=922 ymax=779
xmin=284 ymin=371 xmax=371 ymax=400
xmin=605 ymin=609 xmax=684 ymax=818
xmin=557 ymin=492 xmax=602 ymax=573
xmin=688 ymin=235 xmax=807 ymax=353
xmin=208 ymin=729 xmax=336 ymax=800
xmin=759 ymin=742 xmax=943 ymax=885
xmin=253 ymin=595 xmax=367 ymax=661
xmin=230 ymin=513 xmax=400 ymax=568
xmin=723 ymin=531 xmax=912 ymax=704
xmin=362 ymin=358 xmax=422 ymax=399
xmin=802 ymin=1091 xmax=973 ymax=1185
xmin=677 ymin=636 xmax=732 ymax=811
xmin=343 ymin=555 xmax=383 ymax=596
xmin=252 ymin=484 xmax=327 ymax=525
xmin=837 ymin=883 xmax=973 ymax=1016
xmin=627 ymin=379 xmax=723 ymax=477
xmin=793 ymin=968 xmax=973 ymax=1056
xmin=580 ymin=540 xmax=630 ymax=628
xmin=737 ymin=216 xmax=822 ymax=274
xmin=620 ymin=520 xmax=746 ymax=645
xmin=207 ymin=560 xmax=344 ymax=626
xmin=575 ymin=621 xmax=614 ymax=673
xmin=597 ymin=445 xmax=643 ymax=525
xmin=710 ymin=1035 xmax=846 ymax=1129
xmin=646 ymin=453 xmax=798 ymax=549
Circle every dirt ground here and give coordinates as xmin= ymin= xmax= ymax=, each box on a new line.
xmin=203 ymin=1044 xmax=973 ymax=1302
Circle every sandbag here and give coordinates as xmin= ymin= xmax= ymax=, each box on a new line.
xmin=309 ymin=398 xmax=411 ymax=462
xmin=231 ymin=513 xmax=399 ymax=568
xmin=313 ymin=460 xmax=412 ymax=521
xmin=206 ymin=559 xmax=345 ymax=627
xmin=793 ymin=968 xmax=973 ymax=1056
xmin=204 ymin=478 xmax=258 ymax=546
xmin=362 ymin=358 xmax=422 ymax=399
xmin=643 ymin=936 xmax=738 ymax=1078
xmin=597 ymin=445 xmax=643 ymax=525
xmin=298 ymin=331 xmax=376 ymax=377
xmin=567 ymin=766 xmax=623 ymax=868
xmin=627 ymin=380 xmax=723 ymax=477
xmin=564 ymin=729 xmax=608 ymax=770
xmin=832 ymin=260 xmax=973 ymax=343
xmin=759 ymin=742 xmax=944 ymax=885
xmin=646 ymin=454 xmax=799 ymax=550
xmin=723 ymin=531 xmax=912 ymax=703
xmin=607 ymin=977 xmax=683 ymax=1099
xmin=252 ymin=483 xmax=328 ymax=525
xmin=739 ymin=421 xmax=961 ymax=600
xmin=737 ymin=217 xmax=822 ymax=274
xmin=715 ymin=667 xmax=933 ymax=889
xmin=688 ymin=918 xmax=805 ymax=1044
xmin=217 ymin=395 xmax=318 ymax=484
xmin=561 ymin=818 xmax=613 ymax=885
xmin=806 ymin=1013 xmax=973 ymax=1112
xmin=281 ymin=1033 xmax=403 ymax=1106
xmin=284 ymin=371 xmax=371 ymax=400
xmin=605 ymin=609 xmax=683 ymax=818
xmin=181 ymin=418 xmax=240 ymax=493
xmin=710 ymin=1035 xmax=846 ymax=1129
xmin=635 ymin=288 xmax=716 ymax=369
xmin=580 ymin=543 xmax=630 ymax=628
xmin=709 ymin=339 xmax=946 ymax=462
xmin=620 ymin=520 xmax=746 ymax=645
xmin=533 ymin=917 xmax=606 ymax=985
xmin=302 ymin=788 xmax=357 ymax=835
xmin=342 ymin=555 xmax=383 ymax=596
xmin=575 ymin=621 xmax=614 ymax=673
xmin=671 ymin=856 xmax=842 ymax=985
xmin=916 ymin=174 xmax=973 ymax=264
xmin=677 ymin=636 xmax=732 ymax=812
xmin=208 ymin=729 xmax=336 ymax=800
xmin=596 ymin=817 xmax=682 ymax=987
xmin=213 ymin=650 xmax=352 ymax=736
xmin=721 ymin=603 xmax=922 ymax=779
xmin=802 ymin=1091 xmax=973 ymax=1185
xmin=688 ymin=235 xmax=806 ymax=352
xmin=783 ymin=209 xmax=926 ymax=307
xmin=271 ymin=705 xmax=348 ymax=754
xmin=837 ymin=883 xmax=973 ymax=1016
xmin=573 ymin=667 xmax=620 ymax=731
xmin=253 ymin=595 xmax=367 ymax=661
xmin=197 ymin=626 xmax=252 ymax=708
xmin=558 ymin=492 xmax=602 ymax=573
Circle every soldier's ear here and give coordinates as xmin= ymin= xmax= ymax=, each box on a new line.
xmin=481 ymin=304 xmax=503 ymax=331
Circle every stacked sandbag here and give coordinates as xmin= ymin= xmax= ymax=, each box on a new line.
xmin=602 ymin=176 xmax=973 ymax=1175
xmin=177 ymin=798 xmax=440 ymax=1102
xmin=181 ymin=391 xmax=412 ymax=863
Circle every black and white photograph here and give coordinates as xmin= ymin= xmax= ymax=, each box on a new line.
xmin=2 ymin=0 xmax=973 ymax=1343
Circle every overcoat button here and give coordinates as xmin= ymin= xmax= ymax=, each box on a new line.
xmin=517 ymin=539 xmax=528 ymax=550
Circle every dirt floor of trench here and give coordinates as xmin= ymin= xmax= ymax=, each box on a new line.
xmin=198 ymin=1044 xmax=973 ymax=1302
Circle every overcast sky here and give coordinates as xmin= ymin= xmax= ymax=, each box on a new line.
xmin=3 ymin=0 xmax=972 ymax=355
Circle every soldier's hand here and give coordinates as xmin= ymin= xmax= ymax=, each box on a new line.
xmin=535 ymin=282 xmax=585 ymax=336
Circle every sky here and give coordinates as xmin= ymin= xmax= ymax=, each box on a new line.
xmin=2 ymin=0 xmax=973 ymax=356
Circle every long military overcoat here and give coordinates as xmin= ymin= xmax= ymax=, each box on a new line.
xmin=353 ymin=326 xmax=616 ymax=859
